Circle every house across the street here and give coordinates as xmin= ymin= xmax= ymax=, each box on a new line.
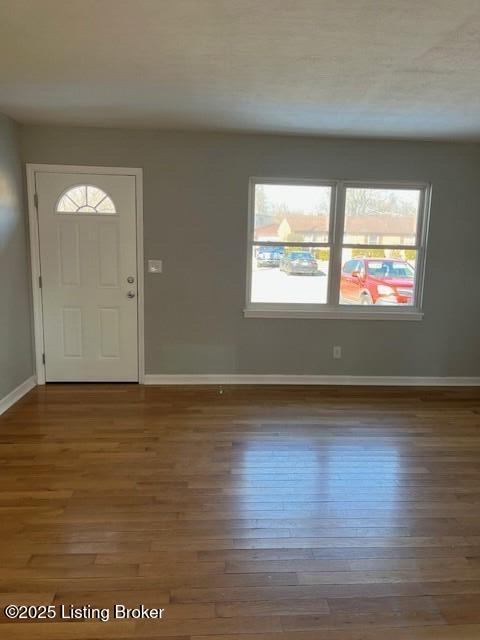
xmin=255 ymin=213 xmax=416 ymax=245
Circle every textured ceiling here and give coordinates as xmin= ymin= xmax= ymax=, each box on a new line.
xmin=1 ymin=0 xmax=480 ymax=139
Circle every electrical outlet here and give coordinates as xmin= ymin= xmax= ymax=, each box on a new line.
xmin=333 ymin=345 xmax=342 ymax=359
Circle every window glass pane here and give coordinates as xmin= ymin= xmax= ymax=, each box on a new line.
xmin=56 ymin=185 xmax=116 ymax=214
xmin=254 ymin=184 xmax=331 ymax=244
xmin=251 ymin=245 xmax=329 ymax=304
xmin=95 ymin=196 xmax=116 ymax=213
xmin=344 ymin=188 xmax=420 ymax=246
xmin=65 ymin=185 xmax=87 ymax=208
xmin=87 ymin=185 xmax=107 ymax=208
xmin=339 ymin=248 xmax=417 ymax=306
xmin=56 ymin=194 xmax=78 ymax=212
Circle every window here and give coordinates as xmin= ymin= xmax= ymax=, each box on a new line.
xmin=250 ymin=182 xmax=333 ymax=306
xmin=246 ymin=179 xmax=430 ymax=320
xmin=56 ymin=185 xmax=116 ymax=214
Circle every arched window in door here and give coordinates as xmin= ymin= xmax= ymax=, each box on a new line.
xmin=56 ymin=185 xmax=116 ymax=214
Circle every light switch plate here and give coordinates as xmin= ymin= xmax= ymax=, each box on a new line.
xmin=148 ymin=259 xmax=163 ymax=273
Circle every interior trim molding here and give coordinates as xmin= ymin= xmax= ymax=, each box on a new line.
xmin=144 ymin=374 xmax=480 ymax=386
xmin=0 ymin=376 xmax=36 ymax=416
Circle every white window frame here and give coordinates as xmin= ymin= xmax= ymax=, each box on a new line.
xmin=245 ymin=177 xmax=431 ymax=321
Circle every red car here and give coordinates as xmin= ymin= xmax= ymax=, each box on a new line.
xmin=340 ymin=257 xmax=415 ymax=305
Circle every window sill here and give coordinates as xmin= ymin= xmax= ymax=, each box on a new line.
xmin=244 ymin=307 xmax=424 ymax=321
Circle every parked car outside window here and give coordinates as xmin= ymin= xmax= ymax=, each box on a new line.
xmin=256 ymin=246 xmax=285 ymax=268
xmin=340 ymin=258 xmax=415 ymax=305
xmin=280 ymin=251 xmax=318 ymax=275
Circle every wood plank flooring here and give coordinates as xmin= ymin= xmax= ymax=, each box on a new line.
xmin=0 ymin=383 xmax=480 ymax=638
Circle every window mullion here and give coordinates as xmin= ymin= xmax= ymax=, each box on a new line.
xmin=252 ymin=241 xmax=330 ymax=247
xmin=328 ymin=181 xmax=346 ymax=306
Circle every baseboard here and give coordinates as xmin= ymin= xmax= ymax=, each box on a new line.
xmin=0 ymin=376 xmax=36 ymax=416
xmin=144 ymin=374 xmax=480 ymax=387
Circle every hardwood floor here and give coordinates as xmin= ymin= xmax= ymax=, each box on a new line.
xmin=1 ymin=383 xmax=480 ymax=639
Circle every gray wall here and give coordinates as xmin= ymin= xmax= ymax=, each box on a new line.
xmin=0 ymin=115 xmax=33 ymax=397
xmin=20 ymin=125 xmax=480 ymax=376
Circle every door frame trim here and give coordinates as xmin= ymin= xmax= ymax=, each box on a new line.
xmin=26 ymin=164 xmax=145 ymax=384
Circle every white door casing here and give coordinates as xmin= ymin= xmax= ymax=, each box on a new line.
xmin=33 ymin=170 xmax=140 ymax=382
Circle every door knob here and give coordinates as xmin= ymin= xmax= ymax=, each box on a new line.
xmin=127 ymin=276 xmax=135 ymax=283
xmin=127 ymin=291 xmax=136 ymax=298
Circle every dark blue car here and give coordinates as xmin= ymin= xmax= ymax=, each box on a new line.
xmin=280 ymin=251 xmax=318 ymax=275
xmin=256 ymin=246 xmax=285 ymax=268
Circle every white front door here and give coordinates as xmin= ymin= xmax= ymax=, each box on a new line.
xmin=35 ymin=171 xmax=139 ymax=382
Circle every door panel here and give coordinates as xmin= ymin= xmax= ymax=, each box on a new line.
xmin=98 ymin=223 xmax=119 ymax=287
xmin=59 ymin=221 xmax=81 ymax=285
xmin=99 ymin=307 xmax=121 ymax=358
xmin=62 ymin=307 xmax=83 ymax=357
xmin=36 ymin=172 xmax=138 ymax=382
